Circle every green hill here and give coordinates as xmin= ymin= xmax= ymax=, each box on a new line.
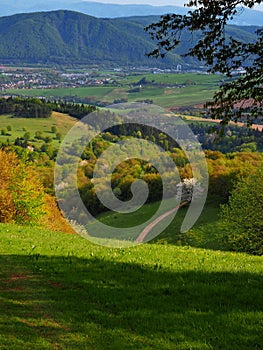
xmin=0 ymin=10 xmax=259 ymax=68
xmin=0 ymin=111 xmax=77 ymax=146
xmin=0 ymin=10 xmax=179 ymax=67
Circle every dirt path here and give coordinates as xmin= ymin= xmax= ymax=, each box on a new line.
xmin=136 ymin=201 xmax=188 ymax=243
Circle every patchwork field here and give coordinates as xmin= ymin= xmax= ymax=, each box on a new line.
xmin=2 ymin=73 xmax=222 ymax=108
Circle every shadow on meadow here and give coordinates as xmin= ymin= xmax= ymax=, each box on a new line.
xmin=0 ymin=254 xmax=262 ymax=349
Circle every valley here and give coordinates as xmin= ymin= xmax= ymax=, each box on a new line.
xmin=1 ymin=71 xmax=263 ymax=241
xmin=0 ymin=5 xmax=262 ymax=349
xmin=0 ymin=69 xmax=222 ymax=109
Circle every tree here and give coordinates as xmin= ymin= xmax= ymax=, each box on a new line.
xmin=35 ymin=131 xmax=44 ymax=140
xmin=220 ymin=165 xmax=263 ymax=255
xmin=56 ymin=132 xmax=62 ymax=141
xmin=51 ymin=125 xmax=58 ymax=134
xmin=0 ymin=149 xmax=44 ymax=224
xmin=23 ymin=132 xmax=31 ymax=141
xmin=146 ymin=0 xmax=263 ymax=125
xmin=1 ymin=128 xmax=7 ymax=136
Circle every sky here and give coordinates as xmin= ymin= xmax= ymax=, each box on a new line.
xmin=92 ymin=0 xmax=185 ymax=4
xmin=86 ymin=0 xmax=263 ymax=11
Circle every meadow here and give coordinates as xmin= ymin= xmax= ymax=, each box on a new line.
xmin=98 ymin=198 xmax=222 ymax=249
xmin=0 ymin=111 xmax=77 ymax=145
xmin=2 ymin=73 xmax=222 ymax=108
xmin=0 ymin=223 xmax=262 ymax=350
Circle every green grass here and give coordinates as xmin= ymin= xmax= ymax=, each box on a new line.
xmin=4 ymin=84 xmax=218 ymax=108
xmin=3 ymin=86 xmax=115 ymax=100
xmin=121 ymin=73 xmax=223 ymax=86
xmin=0 ymin=223 xmax=262 ymax=349
xmin=98 ymin=198 xmax=221 ymax=248
xmin=0 ymin=112 xmax=77 ymax=145
xmin=1 ymin=73 xmax=222 ymax=108
xmin=153 ymin=85 xmax=218 ymax=107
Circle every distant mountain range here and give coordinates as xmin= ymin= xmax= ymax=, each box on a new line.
xmin=0 ymin=0 xmax=262 ymax=26
xmin=0 ymin=10 xmax=259 ymax=68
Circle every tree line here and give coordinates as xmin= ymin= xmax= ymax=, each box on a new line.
xmin=0 ymin=97 xmax=96 ymax=119
xmin=0 ymin=97 xmax=52 ymax=118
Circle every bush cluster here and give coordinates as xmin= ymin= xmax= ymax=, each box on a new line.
xmin=220 ymin=165 xmax=263 ymax=255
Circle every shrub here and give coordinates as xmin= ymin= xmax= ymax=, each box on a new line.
xmin=220 ymin=165 xmax=263 ymax=255
xmin=40 ymin=194 xmax=75 ymax=234
xmin=1 ymin=128 xmax=8 ymax=136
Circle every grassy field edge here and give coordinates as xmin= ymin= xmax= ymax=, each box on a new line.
xmin=0 ymin=223 xmax=262 ymax=349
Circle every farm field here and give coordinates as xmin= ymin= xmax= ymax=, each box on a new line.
xmin=2 ymin=73 xmax=223 ymax=108
xmin=2 ymin=86 xmax=115 ymax=100
xmin=0 ymin=223 xmax=262 ymax=350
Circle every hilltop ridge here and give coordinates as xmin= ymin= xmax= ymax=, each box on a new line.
xmin=0 ymin=10 xmax=259 ymax=68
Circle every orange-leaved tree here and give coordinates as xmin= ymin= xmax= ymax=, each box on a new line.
xmin=0 ymin=149 xmax=44 ymax=224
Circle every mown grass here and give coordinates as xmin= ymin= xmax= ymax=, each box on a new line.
xmin=0 ymin=223 xmax=262 ymax=349
xmin=120 ymin=73 xmax=223 ymax=86
xmin=153 ymin=85 xmax=218 ymax=107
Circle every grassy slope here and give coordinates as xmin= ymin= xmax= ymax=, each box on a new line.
xmin=0 ymin=111 xmax=77 ymax=145
xmin=0 ymin=223 xmax=262 ymax=349
xmin=98 ymin=199 xmax=221 ymax=248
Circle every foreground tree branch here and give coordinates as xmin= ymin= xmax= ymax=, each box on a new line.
xmin=146 ymin=0 xmax=263 ymax=125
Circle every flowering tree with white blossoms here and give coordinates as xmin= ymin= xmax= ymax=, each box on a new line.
xmin=177 ymin=178 xmax=204 ymax=203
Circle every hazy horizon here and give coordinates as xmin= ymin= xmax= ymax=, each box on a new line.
xmin=82 ymin=0 xmax=263 ymax=12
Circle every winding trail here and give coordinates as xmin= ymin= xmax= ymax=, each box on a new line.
xmin=135 ymin=201 xmax=188 ymax=243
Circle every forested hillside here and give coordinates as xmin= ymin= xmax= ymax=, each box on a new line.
xmin=0 ymin=0 xmax=263 ymax=25
xmin=0 ymin=10 xmax=259 ymax=67
xmin=0 ymin=10 xmax=179 ymax=67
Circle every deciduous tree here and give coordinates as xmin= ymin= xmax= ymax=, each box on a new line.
xmin=146 ymin=0 xmax=263 ymax=125
xmin=0 ymin=149 xmax=44 ymax=224
xmin=220 ymin=165 xmax=263 ymax=255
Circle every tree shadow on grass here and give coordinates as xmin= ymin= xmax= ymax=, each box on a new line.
xmin=0 ymin=254 xmax=262 ymax=349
